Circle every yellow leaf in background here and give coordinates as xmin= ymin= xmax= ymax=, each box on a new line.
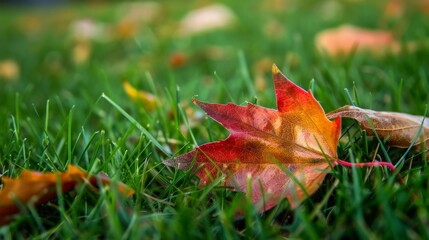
xmin=72 ymin=41 xmax=91 ymax=64
xmin=123 ymin=81 xmax=158 ymax=111
xmin=0 ymin=165 xmax=134 ymax=226
xmin=0 ymin=60 xmax=19 ymax=81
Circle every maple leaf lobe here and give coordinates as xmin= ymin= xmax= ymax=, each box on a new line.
xmin=272 ymin=64 xmax=341 ymax=157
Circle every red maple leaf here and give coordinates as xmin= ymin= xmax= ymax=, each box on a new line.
xmin=166 ymin=64 xmax=394 ymax=211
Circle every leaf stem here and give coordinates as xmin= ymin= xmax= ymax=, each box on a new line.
xmin=335 ymin=159 xmax=396 ymax=171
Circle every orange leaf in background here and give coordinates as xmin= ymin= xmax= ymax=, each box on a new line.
xmin=123 ymin=81 xmax=158 ymax=111
xmin=384 ymin=0 xmax=404 ymax=17
xmin=315 ymin=25 xmax=400 ymax=56
xmin=0 ymin=165 xmax=134 ymax=226
xmin=114 ymin=21 xmax=138 ymax=39
xmin=169 ymin=52 xmax=187 ymax=68
xmin=166 ymin=65 xmax=395 ymax=211
xmin=327 ymin=105 xmax=429 ymax=150
xmin=384 ymin=0 xmax=429 ymax=17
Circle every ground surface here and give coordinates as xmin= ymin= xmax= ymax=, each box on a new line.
xmin=0 ymin=1 xmax=429 ymax=239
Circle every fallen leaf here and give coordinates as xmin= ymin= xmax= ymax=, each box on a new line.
xmin=0 ymin=165 xmax=134 ymax=226
xmin=177 ymin=4 xmax=236 ymax=36
xmin=315 ymin=25 xmax=400 ymax=56
xmin=117 ymin=2 xmax=161 ymax=24
xmin=169 ymin=52 xmax=187 ymax=68
xmin=252 ymin=57 xmax=273 ymax=92
xmin=70 ymin=19 xmax=106 ymax=41
xmin=0 ymin=59 xmax=20 ymax=81
xmin=114 ymin=21 xmax=138 ymax=39
xmin=326 ymin=105 xmax=429 ymax=150
xmin=384 ymin=0 xmax=429 ymax=17
xmin=166 ymin=64 xmax=342 ymax=211
xmin=123 ymin=81 xmax=158 ymax=111
xmin=166 ymin=65 xmax=395 ymax=211
xmin=384 ymin=0 xmax=404 ymax=18
xmin=422 ymin=0 xmax=429 ymax=15
xmin=72 ymin=41 xmax=91 ymax=64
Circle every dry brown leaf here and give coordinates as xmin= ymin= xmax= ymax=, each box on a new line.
xmin=0 ymin=165 xmax=134 ymax=226
xmin=327 ymin=105 xmax=429 ymax=150
xmin=315 ymin=25 xmax=400 ymax=56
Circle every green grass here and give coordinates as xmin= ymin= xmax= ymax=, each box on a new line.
xmin=1 ymin=0 xmax=429 ymax=238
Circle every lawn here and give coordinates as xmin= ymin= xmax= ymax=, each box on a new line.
xmin=1 ymin=0 xmax=429 ymax=239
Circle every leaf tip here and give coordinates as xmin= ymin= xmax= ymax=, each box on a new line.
xmin=272 ymin=64 xmax=280 ymax=75
xmin=192 ymin=97 xmax=201 ymax=106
